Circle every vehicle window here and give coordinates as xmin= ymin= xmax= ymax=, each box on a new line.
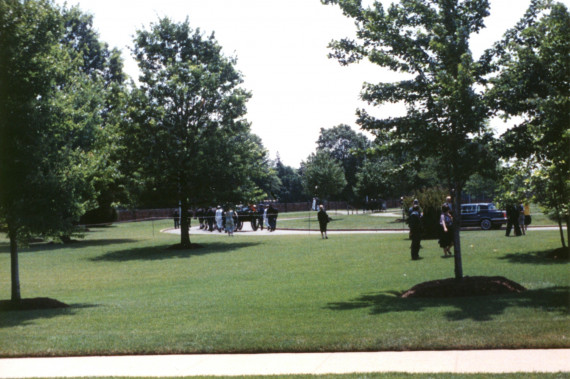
xmin=488 ymin=204 xmax=497 ymax=210
xmin=479 ymin=205 xmax=488 ymax=210
xmin=461 ymin=205 xmax=476 ymax=214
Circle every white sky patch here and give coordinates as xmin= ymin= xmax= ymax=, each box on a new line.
xmin=56 ymin=0 xmax=569 ymax=167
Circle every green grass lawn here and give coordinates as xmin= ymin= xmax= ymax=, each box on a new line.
xmin=279 ymin=211 xmax=406 ymax=230
xmin=0 ymin=220 xmax=568 ymax=357
xmin=278 ymin=208 xmax=556 ymax=230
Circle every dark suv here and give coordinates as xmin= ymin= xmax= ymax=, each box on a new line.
xmin=460 ymin=203 xmax=507 ymax=230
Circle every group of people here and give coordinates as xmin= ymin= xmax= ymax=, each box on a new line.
xmin=408 ymin=196 xmax=532 ymax=261
xmin=173 ymin=204 xmax=280 ymax=236
xmin=408 ymin=196 xmax=455 ymax=261
xmin=505 ymin=202 xmax=531 ymax=237
xmin=197 ymin=207 xmax=233 ymax=233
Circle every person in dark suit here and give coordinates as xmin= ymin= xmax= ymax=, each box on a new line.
xmin=267 ymin=204 xmax=278 ymax=231
xmin=317 ymin=204 xmax=331 ymax=239
xmin=173 ymin=210 xmax=179 ymax=229
xmin=408 ymin=202 xmax=422 ymax=260
xmin=505 ymin=202 xmax=522 ymax=237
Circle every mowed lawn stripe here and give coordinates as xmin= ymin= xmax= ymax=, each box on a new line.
xmin=0 ymin=220 xmax=567 ymax=356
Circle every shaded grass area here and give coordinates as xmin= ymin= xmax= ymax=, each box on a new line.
xmin=0 ymin=220 xmax=568 ymax=357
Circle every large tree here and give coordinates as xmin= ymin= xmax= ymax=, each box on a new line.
xmin=274 ymin=156 xmax=305 ymax=203
xmin=61 ymin=6 xmax=130 ymax=224
xmin=316 ymin=125 xmax=371 ymax=201
xmin=323 ymin=0 xmax=496 ymax=279
xmin=126 ymin=18 xmax=263 ymax=247
xmin=353 ymin=158 xmax=391 ymax=202
xmin=302 ymin=151 xmax=347 ymax=202
xmin=488 ymin=0 xmax=569 ymax=249
xmin=0 ymin=0 xmax=99 ymax=301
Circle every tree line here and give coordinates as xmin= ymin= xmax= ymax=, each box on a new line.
xmin=1 ymin=0 xmax=568 ymax=301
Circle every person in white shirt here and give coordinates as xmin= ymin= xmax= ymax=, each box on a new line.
xmin=215 ymin=206 xmax=223 ymax=232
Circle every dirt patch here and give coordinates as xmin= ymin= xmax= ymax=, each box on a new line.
xmin=0 ymin=297 xmax=70 ymax=311
xmin=401 ymin=276 xmax=526 ymax=298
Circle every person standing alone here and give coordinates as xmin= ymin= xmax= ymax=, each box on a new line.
xmin=439 ymin=204 xmax=454 ymax=257
xmin=317 ymin=204 xmax=331 ymax=239
xmin=408 ymin=200 xmax=423 ymax=260
xmin=505 ymin=202 xmax=522 ymax=237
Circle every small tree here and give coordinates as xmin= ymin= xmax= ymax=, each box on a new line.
xmin=323 ymin=0 xmax=496 ymax=279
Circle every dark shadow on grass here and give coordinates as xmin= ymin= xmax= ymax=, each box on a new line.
xmin=325 ymin=286 xmax=569 ymax=322
xmin=91 ymin=241 xmax=262 ymax=262
xmin=0 ymin=303 xmax=99 ymax=329
xmin=499 ymin=248 xmax=569 ymax=265
xmin=0 ymin=239 xmax=138 ymax=254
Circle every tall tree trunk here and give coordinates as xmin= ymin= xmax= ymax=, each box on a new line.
xmin=554 ymin=204 xmax=566 ymax=249
xmin=9 ymin=227 xmax=21 ymax=303
xmin=566 ymin=215 xmax=570 ymax=248
xmin=566 ymin=213 xmax=569 ymax=250
xmin=453 ymin=185 xmax=463 ymax=280
xmin=179 ymin=197 xmax=191 ymax=248
xmin=557 ymin=215 xmax=566 ymax=249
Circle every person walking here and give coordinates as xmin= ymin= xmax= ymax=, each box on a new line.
xmin=317 ymin=204 xmax=331 ymax=239
xmin=439 ymin=204 xmax=453 ymax=257
xmin=408 ymin=201 xmax=422 ymax=260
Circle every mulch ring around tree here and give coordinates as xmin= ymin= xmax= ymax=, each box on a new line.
xmin=0 ymin=298 xmax=70 ymax=311
xmin=547 ymin=247 xmax=569 ymax=260
xmin=401 ymin=276 xmax=527 ymax=298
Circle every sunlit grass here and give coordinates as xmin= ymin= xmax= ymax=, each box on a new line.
xmin=0 ymin=220 xmax=567 ymax=357
xmin=278 ymin=208 xmax=556 ymax=230
xmin=279 ymin=211 xmax=405 ymax=230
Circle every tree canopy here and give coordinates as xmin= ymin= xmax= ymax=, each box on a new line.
xmin=323 ymin=0 xmax=499 ymax=278
xmin=273 ymin=156 xmax=305 ymax=203
xmin=125 ymin=17 xmax=270 ymax=247
xmin=302 ymin=151 xmax=347 ymax=201
xmin=316 ymin=124 xmax=371 ymax=202
xmin=488 ymin=0 xmax=569 ymax=248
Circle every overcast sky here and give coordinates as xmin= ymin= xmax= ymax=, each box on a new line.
xmin=57 ymin=0 xmax=569 ymax=167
